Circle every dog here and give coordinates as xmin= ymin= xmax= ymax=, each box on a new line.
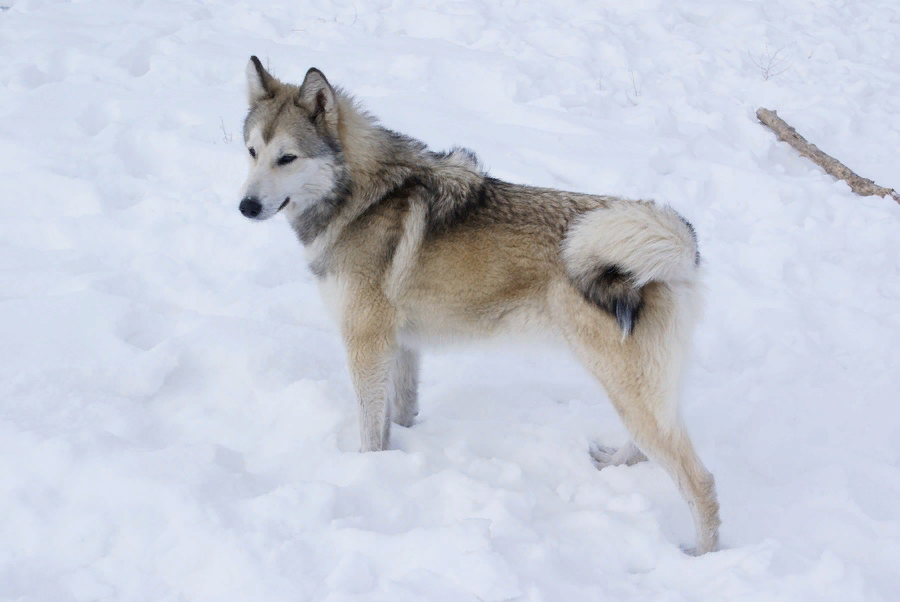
xmin=237 ymin=56 xmax=720 ymax=554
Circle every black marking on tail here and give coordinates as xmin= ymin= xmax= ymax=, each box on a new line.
xmin=679 ymin=214 xmax=701 ymax=266
xmin=615 ymin=299 xmax=638 ymax=337
xmin=572 ymin=265 xmax=643 ymax=336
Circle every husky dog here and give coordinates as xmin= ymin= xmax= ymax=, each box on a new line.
xmin=237 ymin=56 xmax=720 ymax=554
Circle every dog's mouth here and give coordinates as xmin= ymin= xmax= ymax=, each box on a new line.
xmin=277 ymin=197 xmax=290 ymax=213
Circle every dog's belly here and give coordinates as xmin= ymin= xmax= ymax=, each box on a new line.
xmin=392 ymin=229 xmax=563 ymax=346
xmin=397 ymin=297 xmax=556 ymax=348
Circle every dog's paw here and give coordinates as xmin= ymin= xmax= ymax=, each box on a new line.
xmin=590 ymin=445 xmax=619 ymax=469
xmin=590 ymin=442 xmax=648 ymax=470
xmin=679 ymin=544 xmax=701 ymax=557
xmin=392 ymin=410 xmax=417 ymax=428
xmin=679 ymin=541 xmax=721 ymax=556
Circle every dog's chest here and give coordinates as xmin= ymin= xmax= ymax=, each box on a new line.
xmin=315 ymin=275 xmax=345 ymax=323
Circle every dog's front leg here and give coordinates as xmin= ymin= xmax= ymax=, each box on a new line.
xmin=341 ymin=292 xmax=397 ymax=452
xmin=390 ymin=346 xmax=419 ymax=428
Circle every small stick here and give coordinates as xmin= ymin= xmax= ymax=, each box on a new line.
xmin=756 ymin=107 xmax=899 ymax=204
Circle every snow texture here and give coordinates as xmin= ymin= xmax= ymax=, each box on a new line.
xmin=2 ymin=1 xmax=899 ymax=600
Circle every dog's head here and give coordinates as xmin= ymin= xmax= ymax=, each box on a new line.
xmin=238 ymin=57 xmax=344 ymax=221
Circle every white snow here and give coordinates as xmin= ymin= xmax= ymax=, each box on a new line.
xmin=2 ymin=0 xmax=900 ymax=600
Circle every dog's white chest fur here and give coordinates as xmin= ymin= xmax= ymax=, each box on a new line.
xmin=315 ymin=274 xmax=345 ymax=324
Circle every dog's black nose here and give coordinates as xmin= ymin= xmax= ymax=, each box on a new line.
xmin=239 ymin=197 xmax=262 ymax=218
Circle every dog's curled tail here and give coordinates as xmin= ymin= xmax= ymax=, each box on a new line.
xmin=562 ymin=201 xmax=700 ymax=336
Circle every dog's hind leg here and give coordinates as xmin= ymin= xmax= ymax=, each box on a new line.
xmin=557 ymin=280 xmax=720 ymax=554
xmin=390 ymin=346 xmax=420 ymax=428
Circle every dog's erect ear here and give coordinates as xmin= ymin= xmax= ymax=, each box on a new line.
xmin=297 ymin=68 xmax=337 ymax=125
xmin=246 ymin=56 xmax=279 ymax=104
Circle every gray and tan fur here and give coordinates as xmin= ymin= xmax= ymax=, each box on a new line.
xmin=237 ymin=56 xmax=720 ymax=554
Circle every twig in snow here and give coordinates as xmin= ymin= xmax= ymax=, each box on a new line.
xmin=219 ymin=117 xmax=232 ymax=144
xmin=749 ymin=42 xmax=793 ymax=81
xmin=625 ymin=70 xmax=642 ymax=106
xmin=312 ymin=4 xmax=357 ymax=27
xmin=629 ymin=69 xmax=642 ymax=97
xmin=756 ymin=107 xmax=899 ymax=204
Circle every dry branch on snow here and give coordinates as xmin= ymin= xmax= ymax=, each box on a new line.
xmin=756 ymin=107 xmax=899 ymax=204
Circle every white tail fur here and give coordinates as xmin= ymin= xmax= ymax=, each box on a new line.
xmin=562 ymin=201 xmax=699 ymax=287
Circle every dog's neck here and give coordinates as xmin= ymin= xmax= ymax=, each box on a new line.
xmin=335 ymin=93 xmax=395 ymax=185
xmin=334 ymin=91 xmax=484 ymax=208
xmin=289 ymin=92 xmax=406 ymax=266
xmin=293 ymin=89 xmax=484 ymax=275
xmin=335 ymin=92 xmax=427 ymax=201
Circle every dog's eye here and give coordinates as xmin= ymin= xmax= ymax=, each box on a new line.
xmin=248 ymin=147 xmax=256 ymax=159
xmin=277 ymin=154 xmax=297 ymax=166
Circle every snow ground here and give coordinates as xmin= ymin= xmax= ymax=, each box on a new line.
xmin=1 ymin=0 xmax=899 ymax=600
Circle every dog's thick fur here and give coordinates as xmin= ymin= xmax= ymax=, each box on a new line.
xmin=238 ymin=57 xmax=720 ymax=554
